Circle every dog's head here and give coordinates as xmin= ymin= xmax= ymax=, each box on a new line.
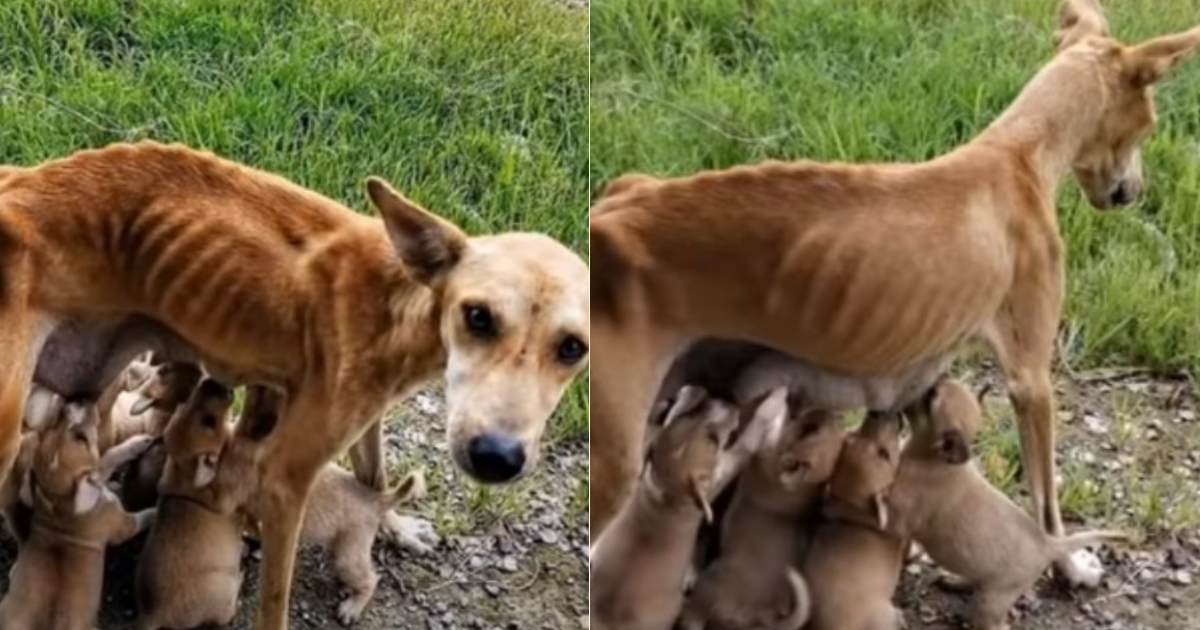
xmin=827 ymin=412 xmax=902 ymax=530
xmin=30 ymin=403 xmax=108 ymax=515
xmin=647 ymin=386 xmax=740 ymax=520
xmin=163 ymin=378 xmax=235 ymax=489
xmin=1053 ymin=0 xmax=1200 ymax=209
xmin=367 ymin=177 xmax=589 ymax=484
xmin=128 ymin=362 xmax=205 ymax=428
xmin=765 ymin=407 xmax=847 ymax=492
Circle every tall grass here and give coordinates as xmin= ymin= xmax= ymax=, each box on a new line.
xmin=591 ymin=0 xmax=1200 ymax=374
xmin=0 ymin=0 xmax=590 ymax=439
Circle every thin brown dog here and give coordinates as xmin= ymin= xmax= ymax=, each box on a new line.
xmin=679 ymin=404 xmax=845 ymax=630
xmin=888 ymin=379 xmax=1128 ymax=630
xmin=0 ymin=141 xmax=589 ymax=629
xmin=590 ymin=386 xmax=786 ymax=630
xmin=0 ymin=403 xmax=156 ymax=630
xmin=590 ymin=0 xmax=1199 ymax=585
xmin=803 ymin=413 xmax=906 ymax=630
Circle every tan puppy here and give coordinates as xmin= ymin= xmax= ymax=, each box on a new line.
xmin=804 ymin=413 xmax=905 ymax=630
xmin=136 ymin=378 xmax=247 ymax=630
xmin=0 ymin=141 xmax=588 ymax=630
xmin=0 ymin=403 xmax=156 ymax=630
xmin=117 ymin=362 xmax=205 ymax=511
xmin=679 ymin=405 xmax=846 ymax=630
xmin=590 ymin=387 xmax=786 ymax=630
xmin=96 ymin=354 xmax=159 ymax=451
xmin=589 ymin=0 xmax=1200 ymax=585
xmin=889 ymin=379 xmax=1128 ymax=630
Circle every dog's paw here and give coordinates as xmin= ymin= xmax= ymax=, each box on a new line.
xmin=337 ymin=597 xmax=367 ymax=626
xmin=1058 ymin=549 xmax=1105 ymax=588
xmin=383 ymin=512 xmax=440 ymax=554
xmin=933 ymin=569 xmax=973 ymax=593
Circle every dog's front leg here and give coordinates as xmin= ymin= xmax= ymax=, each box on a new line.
xmin=256 ymin=467 xmax=313 ymax=630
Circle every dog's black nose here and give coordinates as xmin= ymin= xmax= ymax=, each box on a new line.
xmin=467 ymin=433 xmax=526 ymax=483
xmin=1108 ymin=181 xmax=1136 ymax=207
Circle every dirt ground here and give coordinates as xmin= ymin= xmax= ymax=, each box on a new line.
xmin=0 ymin=388 xmax=589 ymax=630
xmin=894 ymin=363 xmax=1200 ymax=630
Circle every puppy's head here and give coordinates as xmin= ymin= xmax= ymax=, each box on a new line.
xmin=912 ymin=379 xmax=984 ymax=466
xmin=368 ymin=177 xmax=589 ymax=485
xmin=647 ymin=386 xmax=740 ymax=521
xmin=31 ymin=403 xmax=107 ymax=515
xmin=828 ymin=412 xmax=902 ymax=529
xmin=163 ymin=379 xmax=235 ymax=489
xmin=766 ymin=408 xmax=847 ymax=492
xmin=129 ymin=362 xmax=205 ymax=424
xmin=1052 ymin=0 xmax=1200 ymax=209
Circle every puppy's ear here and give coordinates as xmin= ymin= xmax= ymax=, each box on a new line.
xmin=124 ymin=363 xmax=154 ymax=392
xmin=938 ymin=430 xmax=971 ymax=465
xmin=194 ymin=453 xmax=219 ymax=488
xmin=130 ymin=394 xmax=156 ymax=417
xmin=24 ymin=388 xmax=63 ymax=431
xmin=663 ymin=386 xmax=709 ymax=428
xmin=367 ymin=177 xmax=468 ymax=284
xmin=872 ymin=493 xmax=890 ymax=531
xmin=74 ymin=475 xmax=105 ymax=515
xmin=1054 ymin=0 xmax=1109 ymax=51
xmin=689 ymin=474 xmax=714 ymax=525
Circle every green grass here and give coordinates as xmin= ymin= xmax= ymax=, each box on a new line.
xmin=591 ymin=0 xmax=1200 ymax=376
xmin=0 ymin=0 xmax=590 ymax=440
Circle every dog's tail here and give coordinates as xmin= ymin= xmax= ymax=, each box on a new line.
xmin=774 ymin=568 xmax=811 ymax=630
xmin=1052 ymin=529 xmax=1130 ymax=558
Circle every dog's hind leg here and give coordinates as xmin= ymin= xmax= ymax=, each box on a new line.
xmin=589 ymin=318 xmax=687 ymax=538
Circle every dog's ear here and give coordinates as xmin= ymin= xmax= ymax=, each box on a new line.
xmin=367 ymin=177 xmax=468 ymax=284
xmin=1054 ymin=0 xmax=1109 ymax=51
xmin=872 ymin=493 xmax=890 ymax=531
xmin=24 ymin=387 xmax=63 ymax=431
xmin=194 ymin=453 xmax=219 ymax=488
xmin=124 ymin=363 xmax=154 ymax=392
xmin=74 ymin=474 xmax=105 ymax=515
xmin=938 ymin=429 xmax=971 ymax=465
xmin=1124 ymin=26 xmax=1200 ymax=88
xmin=689 ymin=474 xmax=714 ymax=525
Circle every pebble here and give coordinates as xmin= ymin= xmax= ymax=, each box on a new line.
xmin=1155 ymin=594 xmax=1173 ymax=609
xmin=485 ymin=583 xmax=503 ymax=597
xmin=500 ymin=556 xmax=520 ymax=573
xmin=541 ymin=529 xmax=560 ymax=545
xmin=1172 ymin=569 xmax=1193 ymax=585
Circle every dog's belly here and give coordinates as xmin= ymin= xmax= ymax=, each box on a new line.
xmin=33 ymin=315 xmax=195 ymax=399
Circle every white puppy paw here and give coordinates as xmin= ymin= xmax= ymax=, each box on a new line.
xmin=384 ymin=513 xmax=440 ymax=554
xmin=1058 ymin=548 xmax=1105 ymax=588
xmin=337 ymin=597 xmax=367 ymax=626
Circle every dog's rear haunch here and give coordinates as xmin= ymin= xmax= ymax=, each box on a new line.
xmin=589 ymin=0 xmax=1200 ymax=587
xmin=0 ymin=141 xmax=589 ymax=630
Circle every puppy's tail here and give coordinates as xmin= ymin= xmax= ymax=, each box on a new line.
xmin=1052 ymin=529 xmax=1130 ymax=558
xmin=774 ymin=568 xmax=811 ymax=630
xmin=378 ymin=469 xmax=426 ymax=511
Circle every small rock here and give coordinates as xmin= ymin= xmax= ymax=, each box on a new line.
xmin=500 ymin=556 xmax=519 ymax=573
xmin=1084 ymin=413 xmax=1108 ymax=434
xmin=485 ymin=583 xmax=503 ymax=597
xmin=540 ymin=529 xmax=560 ymax=545
xmin=1155 ymin=594 xmax=1173 ymax=608
xmin=1172 ymin=569 xmax=1193 ymax=585
xmin=1168 ymin=548 xmax=1191 ymax=569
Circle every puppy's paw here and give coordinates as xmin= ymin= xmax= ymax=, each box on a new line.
xmin=933 ymin=569 xmax=973 ymax=593
xmin=337 ymin=597 xmax=367 ymax=626
xmin=1057 ymin=549 xmax=1104 ymax=588
xmin=383 ymin=513 xmax=440 ymax=554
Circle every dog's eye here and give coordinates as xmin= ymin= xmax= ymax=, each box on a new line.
xmin=557 ymin=335 xmax=588 ymax=365
xmin=462 ymin=304 xmax=498 ymax=339
xmin=876 ymin=446 xmax=891 ymax=461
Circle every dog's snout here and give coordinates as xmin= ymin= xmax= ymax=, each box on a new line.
xmin=467 ymin=433 xmax=527 ymax=483
xmin=1108 ymin=180 xmax=1138 ymax=207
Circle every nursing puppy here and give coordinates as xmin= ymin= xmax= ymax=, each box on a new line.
xmin=136 ymin=378 xmax=247 ymax=630
xmin=679 ymin=404 xmax=845 ymax=630
xmin=118 ymin=362 xmax=205 ymax=511
xmin=888 ymin=379 xmax=1128 ymax=630
xmin=590 ymin=387 xmax=786 ymax=630
xmin=0 ymin=403 xmax=156 ymax=630
xmin=804 ymin=413 xmax=906 ymax=630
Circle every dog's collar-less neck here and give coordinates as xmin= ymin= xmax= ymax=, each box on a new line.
xmin=637 ymin=470 xmax=699 ymax=516
xmin=821 ymin=499 xmax=883 ymax=533
xmin=30 ymin=517 xmax=105 ymax=552
xmin=161 ymin=492 xmax=223 ymax=515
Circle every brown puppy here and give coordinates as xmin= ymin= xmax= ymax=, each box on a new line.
xmin=589 ymin=0 xmax=1200 ymax=585
xmin=136 ymin=378 xmax=246 ymax=630
xmin=0 ymin=141 xmax=588 ymax=630
xmin=889 ymin=379 xmax=1128 ymax=630
xmin=804 ymin=413 xmax=905 ymax=630
xmin=679 ymin=405 xmax=846 ymax=630
xmin=590 ymin=387 xmax=786 ymax=630
xmin=0 ymin=403 xmax=156 ymax=630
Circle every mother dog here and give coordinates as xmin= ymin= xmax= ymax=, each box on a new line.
xmin=591 ymin=0 xmax=1198 ymax=585
xmin=0 ymin=141 xmax=589 ymax=629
